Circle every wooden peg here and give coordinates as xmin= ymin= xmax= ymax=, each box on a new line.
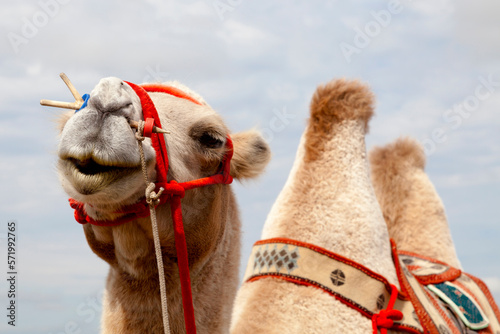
xmin=40 ymin=73 xmax=84 ymax=110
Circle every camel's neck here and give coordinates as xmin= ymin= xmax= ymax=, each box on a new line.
xmin=91 ymin=188 xmax=241 ymax=333
xmin=262 ymin=120 xmax=398 ymax=285
xmin=384 ymin=169 xmax=462 ymax=269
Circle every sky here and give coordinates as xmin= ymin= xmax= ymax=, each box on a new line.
xmin=0 ymin=0 xmax=499 ymax=333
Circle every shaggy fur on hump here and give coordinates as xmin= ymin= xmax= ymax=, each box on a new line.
xmin=369 ymin=137 xmax=462 ymax=268
xmin=231 ymin=79 xmax=397 ymax=334
xmin=305 ymin=78 xmax=374 ymax=162
xmin=370 ymin=137 xmax=426 ymax=171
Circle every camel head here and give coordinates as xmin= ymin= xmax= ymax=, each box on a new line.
xmin=55 ymin=76 xmax=271 ymax=222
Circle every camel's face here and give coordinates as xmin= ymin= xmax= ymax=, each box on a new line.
xmin=57 ymin=77 xmax=271 ymax=214
xmin=57 ymin=77 xmax=156 ymax=207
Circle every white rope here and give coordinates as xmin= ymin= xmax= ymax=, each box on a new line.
xmin=135 ymin=121 xmax=171 ymax=334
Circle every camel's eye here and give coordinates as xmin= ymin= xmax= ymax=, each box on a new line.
xmin=189 ymin=118 xmax=227 ymax=157
xmin=198 ymin=132 xmax=224 ymax=149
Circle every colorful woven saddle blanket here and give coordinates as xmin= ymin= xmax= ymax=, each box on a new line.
xmin=243 ymin=238 xmax=500 ymax=334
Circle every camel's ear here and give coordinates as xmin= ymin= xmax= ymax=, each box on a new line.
xmin=230 ymin=130 xmax=271 ymax=180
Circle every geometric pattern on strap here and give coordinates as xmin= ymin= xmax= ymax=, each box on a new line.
xmin=427 ymin=282 xmax=489 ymax=330
xmin=244 ymin=238 xmax=423 ymax=333
xmin=398 ymin=251 xmax=461 ymax=285
xmin=399 ymin=251 xmax=500 ymax=334
xmin=455 ymin=273 xmax=500 ymax=333
xmin=394 ymin=249 xmax=462 ymax=334
xmin=245 ymin=239 xmax=500 ymax=334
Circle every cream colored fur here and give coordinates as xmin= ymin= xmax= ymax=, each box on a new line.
xmin=369 ymin=137 xmax=462 ymax=269
xmin=56 ymin=77 xmax=271 ymax=334
xmin=230 ymin=79 xmax=399 ymax=334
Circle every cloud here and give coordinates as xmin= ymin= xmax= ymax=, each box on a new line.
xmin=18 ymin=233 xmax=108 ymax=293
xmin=434 ymin=167 xmax=500 ymax=188
xmin=0 ymin=231 xmax=106 ymax=333
xmin=454 ymin=0 xmax=500 ymax=62
xmin=407 ymin=0 xmax=455 ymax=17
xmin=0 ymin=1 xmax=499 ymax=332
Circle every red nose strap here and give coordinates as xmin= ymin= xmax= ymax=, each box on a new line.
xmin=68 ymin=81 xmax=234 ymax=334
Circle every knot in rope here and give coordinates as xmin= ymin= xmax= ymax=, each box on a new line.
xmin=163 ymin=180 xmax=186 ymax=198
xmin=68 ymin=198 xmax=87 ymax=225
xmin=372 ymin=284 xmax=403 ymax=334
xmin=145 ymin=182 xmax=164 ymax=206
xmin=135 ymin=131 xmax=145 ymax=142
xmin=135 ymin=119 xmax=146 ymax=142
xmin=372 ymin=309 xmax=403 ymax=333
xmin=221 ymin=171 xmax=233 ymax=184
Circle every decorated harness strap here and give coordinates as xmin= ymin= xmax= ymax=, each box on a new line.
xmin=244 ymin=239 xmax=500 ymax=334
xmin=392 ymin=246 xmax=462 ymax=334
xmin=395 ymin=247 xmax=500 ymax=334
xmin=243 ymin=238 xmax=423 ymax=333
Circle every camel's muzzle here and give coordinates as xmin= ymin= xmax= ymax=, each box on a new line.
xmin=59 ymin=157 xmax=141 ymax=195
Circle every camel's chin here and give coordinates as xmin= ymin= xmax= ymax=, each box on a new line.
xmin=59 ymin=159 xmax=142 ymax=196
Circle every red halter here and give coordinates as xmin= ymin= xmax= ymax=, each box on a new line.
xmin=69 ymin=82 xmax=234 ymax=334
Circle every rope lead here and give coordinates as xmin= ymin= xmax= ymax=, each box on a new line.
xmin=135 ymin=120 xmax=172 ymax=334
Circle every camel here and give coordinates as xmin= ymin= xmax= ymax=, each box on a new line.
xmin=369 ymin=137 xmax=462 ymax=269
xmin=230 ymin=78 xmax=400 ymax=333
xmin=54 ymin=77 xmax=271 ymax=333
xmin=229 ymin=80 xmax=500 ymax=334
xmin=369 ymin=138 xmax=500 ymax=333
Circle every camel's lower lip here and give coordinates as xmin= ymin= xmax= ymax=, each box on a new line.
xmin=59 ymin=158 xmax=141 ymax=195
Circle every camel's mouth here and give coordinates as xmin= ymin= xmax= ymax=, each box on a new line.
xmin=60 ymin=157 xmax=142 ymax=195
xmin=69 ymin=157 xmax=127 ymax=175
